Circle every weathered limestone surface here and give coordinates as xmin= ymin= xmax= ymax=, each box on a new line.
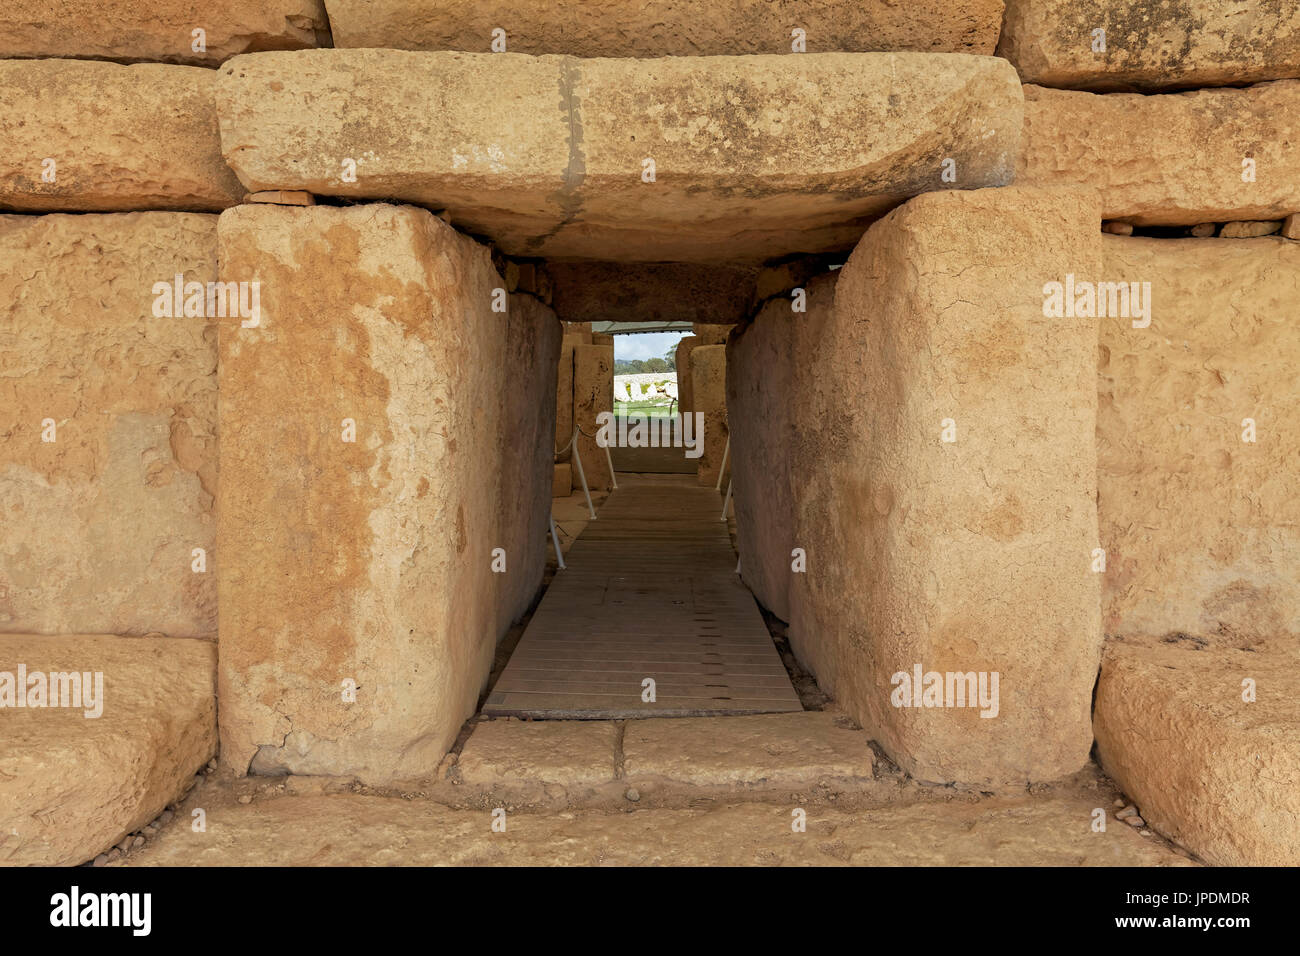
xmin=728 ymin=275 xmax=837 ymax=623
xmin=693 ymin=323 xmax=732 ymax=344
xmin=623 ymin=712 xmax=874 ymax=789
xmin=1098 ymin=238 xmax=1300 ymax=646
xmin=738 ymin=186 xmax=1103 ymax=786
xmin=552 ymin=463 xmax=572 ymax=498
xmin=0 ymin=213 xmax=218 ymax=638
xmin=998 ymin=0 xmax=1300 ymax=91
xmin=572 ymin=343 xmax=614 ymax=491
xmin=216 ymin=50 xmax=1024 ymax=262
xmin=217 ymin=203 xmax=559 ymax=785
xmin=125 ymin=789 xmax=1192 ymax=866
xmin=674 ymin=336 xmax=699 ymax=413
xmin=555 ymin=334 xmax=577 ymax=450
xmin=0 ymin=0 xmax=330 ymax=65
xmin=550 ymin=262 xmax=756 ymax=327
xmin=326 ymin=0 xmax=1006 ymax=57
xmin=0 ymin=634 xmax=216 ymax=866
xmin=1018 ymin=82 xmax=1300 ymax=226
xmin=1094 ymin=637 xmax=1300 ymax=866
xmin=690 ymin=345 xmax=728 ymax=488
xmin=457 ymin=718 xmax=618 ymax=788
xmin=0 ymin=60 xmax=244 ymax=212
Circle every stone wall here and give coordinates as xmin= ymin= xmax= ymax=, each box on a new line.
xmin=1098 ymin=237 xmax=1300 ymax=647
xmin=690 ymin=345 xmax=729 ymax=488
xmin=215 ymin=203 xmax=559 ymax=785
xmin=0 ymin=213 xmax=219 ymax=638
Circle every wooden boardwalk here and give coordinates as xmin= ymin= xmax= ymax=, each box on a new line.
xmin=483 ymin=474 xmax=802 ymax=718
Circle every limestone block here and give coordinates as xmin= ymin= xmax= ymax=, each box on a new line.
xmin=216 ymin=203 xmax=558 ymax=785
xmin=0 ymin=60 xmax=244 ymax=212
xmin=325 ymin=0 xmax=1006 ymax=57
xmin=556 ymin=335 xmax=578 ymax=450
xmin=674 ymin=336 xmax=699 ymax=413
xmin=0 ymin=0 xmax=330 ymax=65
xmin=572 ymin=344 xmax=614 ymax=491
xmin=998 ymin=0 xmax=1300 ymax=91
xmin=790 ymin=186 xmax=1103 ymax=786
xmin=1018 ymin=82 xmax=1300 ymax=226
xmin=215 ymin=50 xmax=1023 ymax=262
xmin=456 ymin=718 xmax=617 ymax=788
xmin=727 ymin=274 xmax=837 ymax=622
xmin=1098 ymin=237 xmax=1300 ymax=646
xmin=0 ymin=212 xmax=218 ymax=638
xmin=622 ymin=712 xmax=874 ymax=789
xmin=1094 ymin=637 xmax=1300 ymax=865
xmin=690 ymin=345 xmax=728 ymax=487
xmin=550 ymin=261 xmax=756 ymax=326
xmin=0 ymin=634 xmax=216 ymax=866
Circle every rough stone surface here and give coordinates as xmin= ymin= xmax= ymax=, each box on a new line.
xmin=124 ymin=788 xmax=1193 ymax=866
xmin=0 ymin=60 xmax=244 ymax=212
xmin=572 ymin=343 xmax=614 ymax=491
xmin=0 ymin=213 xmax=218 ymax=638
xmin=216 ymin=203 xmax=559 ymax=786
xmin=552 ymin=463 xmax=572 ymax=498
xmin=690 ymin=345 xmax=728 ymax=488
xmin=0 ymin=634 xmax=216 ymax=866
xmin=0 ymin=0 xmax=330 ymax=65
xmin=216 ymin=50 xmax=1023 ymax=262
xmin=728 ymin=275 xmax=837 ymax=623
xmin=1098 ymin=237 xmax=1300 ymax=647
xmin=1018 ymin=82 xmax=1300 ymax=226
xmin=737 ymin=186 xmax=1103 ymax=786
xmin=326 ymin=0 xmax=1006 ymax=57
xmin=674 ymin=337 xmax=699 ymax=413
xmin=1094 ymin=637 xmax=1300 ymax=866
xmin=1284 ymin=214 xmax=1300 ymax=239
xmin=998 ymin=0 xmax=1300 ymax=91
xmin=456 ymin=718 xmax=617 ymax=788
xmin=623 ymin=712 xmax=874 ymax=788
xmin=550 ymin=262 xmax=756 ymax=327
xmin=1219 ymin=220 xmax=1282 ymax=238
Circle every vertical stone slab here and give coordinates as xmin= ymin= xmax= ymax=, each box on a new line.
xmin=501 ymin=294 xmax=562 ymax=621
xmin=1098 ymin=237 xmax=1300 ymax=645
xmin=690 ymin=345 xmax=728 ymax=487
xmin=727 ymin=275 xmax=836 ymax=623
xmin=0 ymin=213 xmax=218 ymax=638
xmin=793 ymin=186 xmax=1103 ymax=786
xmin=555 ymin=334 xmax=579 ymax=450
xmin=217 ymin=202 xmax=557 ymax=785
xmin=674 ymin=335 xmax=700 ymax=412
xmin=572 ymin=343 xmax=614 ymax=491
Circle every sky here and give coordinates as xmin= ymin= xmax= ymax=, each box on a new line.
xmin=614 ymin=331 xmax=687 ymax=362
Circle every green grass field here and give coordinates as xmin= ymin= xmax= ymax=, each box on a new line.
xmin=615 ymin=400 xmax=679 ymax=420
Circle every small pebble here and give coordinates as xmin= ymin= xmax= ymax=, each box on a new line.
xmin=1126 ymin=815 xmax=1145 ymax=828
xmin=1116 ymin=804 xmax=1137 ymax=819
xmin=132 ymin=835 xmax=145 ymax=848
xmin=106 ymin=848 xmax=121 ymax=862
xmin=625 ymin=787 xmax=641 ymax=803
xmin=1140 ymin=829 xmax=1154 ymax=837
xmin=117 ymin=837 xmax=133 ymax=852
xmin=92 ymin=854 xmax=108 ymax=867
xmin=160 ymin=809 xmax=174 ymax=824
xmin=1113 ymin=798 xmax=1125 ymax=808
xmin=237 ymin=794 xmax=252 ymax=805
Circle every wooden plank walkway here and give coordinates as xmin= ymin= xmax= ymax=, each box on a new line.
xmin=483 ymin=474 xmax=802 ymax=718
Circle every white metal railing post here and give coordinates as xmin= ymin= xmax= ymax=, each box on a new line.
xmin=720 ymin=477 xmax=733 ymax=521
xmin=715 ymin=433 xmax=730 ymax=491
xmin=549 ymin=512 xmax=566 ymax=570
xmin=604 ymin=428 xmax=618 ymax=490
xmin=570 ymin=426 xmax=597 ymax=520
